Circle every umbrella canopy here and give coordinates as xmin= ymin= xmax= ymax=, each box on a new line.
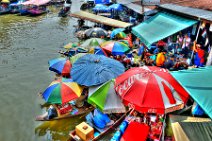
xmin=80 ymin=38 xmax=105 ymax=49
xmin=1 ymin=0 xmax=10 ymax=3
xmin=94 ymin=46 xmax=107 ymax=56
xmin=92 ymin=4 xmax=110 ymax=13
xmin=88 ymin=80 xmax=126 ymax=113
xmin=85 ymin=28 xmax=108 ymax=38
xmin=119 ymin=39 xmax=129 ymax=46
xmin=48 ymin=58 xmax=72 ymax=77
xmin=110 ymin=28 xmax=125 ymax=39
xmin=115 ymin=66 xmax=189 ymax=114
xmin=71 ymin=54 xmax=125 ymax=86
xmin=42 ymin=78 xmax=83 ymax=104
xmin=100 ymin=41 xmax=130 ymax=55
xmin=70 ymin=53 xmax=87 ymax=64
xmin=109 ymin=4 xmax=123 ymax=11
xmin=64 ymin=42 xmax=78 ymax=49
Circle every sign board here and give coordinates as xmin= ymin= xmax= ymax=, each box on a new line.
xmin=142 ymin=0 xmax=160 ymax=6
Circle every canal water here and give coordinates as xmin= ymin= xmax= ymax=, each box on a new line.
xmin=0 ymin=1 xmax=112 ymax=141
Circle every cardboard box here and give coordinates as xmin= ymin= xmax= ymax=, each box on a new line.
xmin=76 ymin=122 xmax=94 ymax=141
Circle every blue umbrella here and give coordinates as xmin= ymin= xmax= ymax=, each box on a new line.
xmin=109 ymin=4 xmax=123 ymax=11
xmin=110 ymin=28 xmax=125 ymax=39
xmin=93 ymin=4 xmax=110 ymax=13
xmin=94 ymin=46 xmax=107 ymax=56
xmin=48 ymin=58 xmax=71 ymax=77
xmin=71 ymin=54 xmax=125 ymax=86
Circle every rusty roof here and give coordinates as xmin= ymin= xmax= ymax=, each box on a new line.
xmin=159 ymin=4 xmax=212 ymax=22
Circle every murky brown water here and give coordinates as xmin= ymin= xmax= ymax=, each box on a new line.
xmin=0 ymin=1 xmax=114 ymax=140
xmin=0 ymin=1 xmax=85 ymax=141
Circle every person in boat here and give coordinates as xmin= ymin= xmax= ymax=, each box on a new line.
xmin=125 ymin=111 xmax=142 ymax=123
xmin=46 ymin=105 xmax=58 ymax=119
xmin=75 ymin=88 xmax=88 ymax=108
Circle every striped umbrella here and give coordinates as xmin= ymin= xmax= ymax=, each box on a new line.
xmin=80 ymin=38 xmax=105 ymax=49
xmin=110 ymin=28 xmax=126 ymax=39
xmin=42 ymin=78 xmax=83 ymax=104
xmin=48 ymin=57 xmax=71 ymax=77
xmin=64 ymin=42 xmax=78 ymax=49
xmin=88 ymin=79 xmax=126 ymax=113
xmin=100 ymin=41 xmax=130 ymax=55
xmin=70 ymin=53 xmax=87 ymax=64
xmin=115 ymin=66 xmax=189 ymax=114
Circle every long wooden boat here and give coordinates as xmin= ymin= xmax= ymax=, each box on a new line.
xmin=0 ymin=8 xmax=10 ymax=15
xmin=69 ymin=110 xmax=130 ymax=141
xmin=35 ymin=105 xmax=94 ymax=121
xmin=28 ymin=8 xmax=48 ymax=16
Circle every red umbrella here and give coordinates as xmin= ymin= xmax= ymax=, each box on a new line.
xmin=115 ymin=66 xmax=189 ymax=114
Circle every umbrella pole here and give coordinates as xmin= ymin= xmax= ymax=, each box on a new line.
xmin=190 ymin=22 xmax=201 ymax=65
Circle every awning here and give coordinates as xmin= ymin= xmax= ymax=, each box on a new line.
xmin=171 ymin=67 xmax=212 ymax=119
xmin=169 ymin=115 xmax=212 ymax=141
xmin=70 ymin=11 xmax=131 ymax=28
xmin=132 ymin=12 xmax=198 ymax=47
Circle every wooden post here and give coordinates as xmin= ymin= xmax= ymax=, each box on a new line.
xmin=142 ymin=0 xmax=145 ymax=21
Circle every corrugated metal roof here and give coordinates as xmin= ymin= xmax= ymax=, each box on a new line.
xmin=159 ymin=4 xmax=212 ymax=22
xmin=161 ymin=0 xmax=212 ymax=11
xmin=116 ymin=0 xmax=139 ymax=5
xmin=117 ymin=0 xmax=151 ymax=14
xmin=124 ymin=3 xmax=151 ymax=14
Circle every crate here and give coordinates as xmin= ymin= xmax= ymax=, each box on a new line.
xmin=76 ymin=122 xmax=94 ymax=141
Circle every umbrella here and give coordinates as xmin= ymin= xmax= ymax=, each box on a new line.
xmin=115 ymin=66 xmax=189 ymax=114
xmin=92 ymin=4 xmax=110 ymax=13
xmin=119 ymin=40 xmax=129 ymax=46
xmin=42 ymin=78 xmax=83 ymax=104
xmin=110 ymin=28 xmax=125 ymax=39
xmin=48 ymin=58 xmax=71 ymax=77
xmin=109 ymin=4 xmax=123 ymax=11
xmin=70 ymin=53 xmax=87 ymax=64
xmin=100 ymin=41 xmax=130 ymax=55
xmin=88 ymin=80 xmax=126 ymax=113
xmin=1 ymin=0 xmax=10 ymax=3
xmin=85 ymin=28 xmax=108 ymax=38
xmin=94 ymin=46 xmax=107 ymax=56
xmin=71 ymin=54 xmax=125 ymax=86
xmin=80 ymin=38 xmax=105 ymax=49
xmin=64 ymin=42 xmax=78 ymax=49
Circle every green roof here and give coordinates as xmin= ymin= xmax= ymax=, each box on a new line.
xmin=132 ymin=12 xmax=197 ymax=47
xmin=171 ymin=67 xmax=212 ymax=119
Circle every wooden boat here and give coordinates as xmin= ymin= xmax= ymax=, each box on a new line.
xmin=35 ymin=104 xmax=94 ymax=121
xmin=19 ymin=5 xmax=30 ymax=15
xmin=69 ymin=110 xmax=130 ymax=141
xmin=0 ymin=4 xmax=10 ymax=15
xmin=28 ymin=6 xmax=48 ymax=16
xmin=0 ymin=8 xmax=10 ymax=15
xmin=9 ymin=3 xmax=20 ymax=14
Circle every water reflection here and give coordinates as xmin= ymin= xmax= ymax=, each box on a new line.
xmin=35 ymin=115 xmax=86 ymax=141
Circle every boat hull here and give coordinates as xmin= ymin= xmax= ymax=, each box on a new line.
xmin=28 ymin=9 xmax=47 ymax=16
xmin=69 ymin=110 xmax=130 ymax=141
xmin=35 ymin=106 xmax=94 ymax=121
